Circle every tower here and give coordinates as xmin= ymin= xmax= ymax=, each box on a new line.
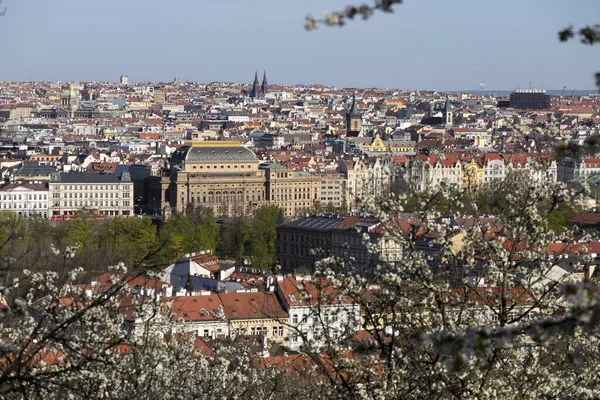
xmin=443 ymin=95 xmax=453 ymax=126
xmin=346 ymin=95 xmax=362 ymax=136
xmin=61 ymin=82 xmax=79 ymax=118
xmin=261 ymin=70 xmax=268 ymax=97
xmin=251 ymin=70 xmax=260 ymax=98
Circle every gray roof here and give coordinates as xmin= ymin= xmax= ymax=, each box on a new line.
xmin=281 ymin=217 xmax=344 ymax=231
xmin=172 ymin=145 xmax=257 ymax=162
xmin=16 ymin=165 xmax=55 ymax=176
xmin=51 ymin=172 xmax=125 ymax=183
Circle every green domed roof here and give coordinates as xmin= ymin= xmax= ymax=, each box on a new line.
xmin=172 ymin=144 xmax=257 ymax=162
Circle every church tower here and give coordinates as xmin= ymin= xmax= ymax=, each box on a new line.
xmin=443 ymin=95 xmax=453 ymax=126
xmin=261 ymin=70 xmax=268 ymax=97
xmin=61 ymin=82 xmax=79 ymax=118
xmin=251 ymin=71 xmax=260 ymax=99
xmin=345 ymin=95 xmax=362 ymax=136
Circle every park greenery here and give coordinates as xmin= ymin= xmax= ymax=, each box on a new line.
xmin=0 ymin=205 xmax=283 ymax=288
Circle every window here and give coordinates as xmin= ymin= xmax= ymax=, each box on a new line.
xmin=203 ymin=329 xmax=209 ymax=337
xmin=292 ymin=314 xmax=298 ymax=324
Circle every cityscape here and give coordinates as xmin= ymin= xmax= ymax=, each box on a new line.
xmin=1 ymin=1 xmax=600 ymax=399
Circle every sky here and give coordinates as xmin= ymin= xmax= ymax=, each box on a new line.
xmin=0 ymin=0 xmax=598 ymax=91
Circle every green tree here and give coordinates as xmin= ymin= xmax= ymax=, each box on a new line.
xmin=249 ymin=206 xmax=280 ymax=269
xmin=98 ymin=217 xmax=158 ymax=267
xmin=219 ymin=216 xmax=251 ymax=264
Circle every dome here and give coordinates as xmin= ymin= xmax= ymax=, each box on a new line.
xmin=61 ymin=82 xmax=79 ymax=99
xmin=173 ymin=144 xmax=258 ymax=162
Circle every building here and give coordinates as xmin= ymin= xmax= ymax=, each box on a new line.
xmin=276 ymin=216 xmax=402 ymax=272
xmin=319 ymin=172 xmax=347 ymax=210
xmin=338 ymin=157 xmax=394 ymax=211
xmin=60 ymin=82 xmax=79 ymax=118
xmin=405 ymin=154 xmax=463 ymax=191
xmin=167 ymin=294 xmax=230 ymax=339
xmin=482 ymin=153 xmax=506 ymax=183
xmin=218 ymin=291 xmax=288 ymax=344
xmin=155 ymin=141 xmax=267 ymax=217
xmin=48 ymin=172 xmax=134 ymax=217
xmin=274 ymin=277 xmax=360 ymax=351
xmin=509 ymin=89 xmax=551 ymax=110
xmin=120 ymin=75 xmax=129 ymax=85
xmin=558 ymin=158 xmax=600 ymax=183
xmin=248 ymin=70 xmax=268 ymax=99
xmin=345 ymin=96 xmax=362 ymax=136
xmin=443 ymin=95 xmax=453 ymax=126
xmin=262 ymin=162 xmax=321 ymax=217
xmin=0 ymin=181 xmax=49 ymax=217
xmin=160 ymin=251 xmax=242 ymax=293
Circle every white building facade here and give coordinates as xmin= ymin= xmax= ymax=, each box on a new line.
xmin=0 ymin=181 xmax=49 ymax=217
xmin=49 ymin=172 xmax=134 ymax=217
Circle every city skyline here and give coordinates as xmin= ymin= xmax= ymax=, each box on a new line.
xmin=0 ymin=0 xmax=599 ymax=90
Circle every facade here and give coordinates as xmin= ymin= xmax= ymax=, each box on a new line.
xmin=338 ymin=157 xmax=394 ymax=211
xmin=482 ymin=153 xmax=506 ymax=183
xmin=407 ymin=153 xmax=557 ymax=192
xmin=319 ymin=172 xmax=347 ymax=210
xmin=462 ymin=158 xmax=484 ymax=189
xmin=558 ymin=158 xmax=600 ymax=183
xmin=218 ymin=291 xmax=288 ymax=344
xmin=0 ymin=181 xmax=49 ymax=217
xmin=48 ymin=172 xmax=134 ymax=217
xmin=509 ymin=89 xmax=551 ymax=110
xmin=159 ymin=141 xmax=267 ymax=217
xmin=167 ymin=294 xmax=230 ymax=339
xmin=276 ymin=216 xmax=402 ymax=272
xmin=275 ymin=277 xmax=360 ymax=351
xmin=262 ymin=162 xmax=321 ymax=217
xmin=405 ymin=154 xmax=462 ymax=191
xmin=160 ymin=251 xmax=240 ymax=293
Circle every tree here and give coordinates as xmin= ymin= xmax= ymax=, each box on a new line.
xmin=248 ymin=206 xmax=280 ymax=270
xmin=286 ymin=174 xmax=600 ymax=399
xmin=219 ymin=216 xmax=251 ymax=264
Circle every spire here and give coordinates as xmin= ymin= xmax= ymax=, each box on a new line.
xmin=261 ymin=70 xmax=268 ymax=96
xmin=445 ymin=94 xmax=452 ymax=111
xmin=350 ymin=95 xmax=358 ymax=115
xmin=251 ymin=70 xmax=260 ymax=98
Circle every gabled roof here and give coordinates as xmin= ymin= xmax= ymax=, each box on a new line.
xmin=166 ymin=295 xmax=224 ymax=321
xmin=277 ymin=277 xmax=353 ymax=307
xmin=218 ymin=291 xmax=288 ymax=320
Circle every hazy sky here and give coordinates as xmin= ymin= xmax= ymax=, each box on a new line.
xmin=0 ymin=0 xmax=598 ymax=91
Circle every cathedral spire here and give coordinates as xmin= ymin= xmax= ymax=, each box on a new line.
xmin=261 ymin=70 xmax=268 ymax=96
xmin=254 ymin=70 xmax=259 ymax=85
xmin=350 ymin=95 xmax=358 ymax=115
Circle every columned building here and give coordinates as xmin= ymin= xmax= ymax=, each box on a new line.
xmin=49 ymin=172 xmax=134 ymax=217
xmin=161 ymin=141 xmax=267 ymax=217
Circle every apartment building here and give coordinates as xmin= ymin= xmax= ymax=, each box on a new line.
xmin=49 ymin=172 xmax=134 ymax=217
